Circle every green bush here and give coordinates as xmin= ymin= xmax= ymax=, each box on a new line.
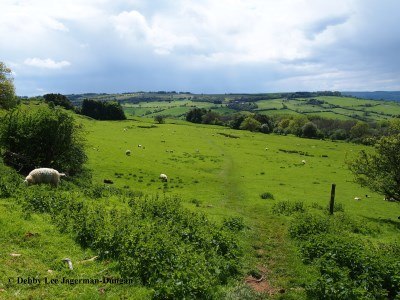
xmin=223 ymin=216 xmax=246 ymax=232
xmin=301 ymin=234 xmax=400 ymax=299
xmin=260 ymin=192 xmax=274 ymax=200
xmin=0 ymin=163 xmax=23 ymax=198
xmin=16 ymin=184 xmax=242 ymax=299
xmin=272 ymin=200 xmax=306 ymax=215
xmin=0 ymin=105 xmax=87 ymax=175
xmin=289 ymin=213 xmax=330 ymax=239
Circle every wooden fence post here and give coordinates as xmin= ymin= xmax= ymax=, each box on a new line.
xmin=329 ymin=183 xmax=336 ymax=215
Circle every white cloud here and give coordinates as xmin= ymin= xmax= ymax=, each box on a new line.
xmin=1 ymin=0 xmax=400 ymax=94
xmin=24 ymin=58 xmax=71 ymax=69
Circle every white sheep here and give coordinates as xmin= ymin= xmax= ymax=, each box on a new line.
xmin=354 ymin=197 xmax=361 ymax=201
xmin=24 ymin=168 xmax=66 ymax=187
xmin=159 ymin=173 xmax=168 ymax=182
xmin=301 ymin=160 xmax=306 ymax=164
xmin=125 ymin=150 xmax=131 ymax=156
xmin=138 ymin=144 xmax=142 ymax=148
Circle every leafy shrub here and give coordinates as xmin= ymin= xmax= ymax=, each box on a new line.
xmin=0 ymin=163 xmax=23 ymax=198
xmin=289 ymin=213 xmax=380 ymax=241
xmin=190 ymin=198 xmax=202 ymax=207
xmin=0 ymin=105 xmax=87 ymax=175
xmin=16 ymin=185 xmax=242 ymax=299
xmin=81 ymin=99 xmax=126 ymax=120
xmin=301 ymin=234 xmax=400 ymax=299
xmin=223 ymin=216 xmax=246 ymax=232
xmin=260 ymin=192 xmax=274 ymax=200
xmin=289 ymin=213 xmax=330 ymax=239
xmin=272 ymin=201 xmax=306 ymax=215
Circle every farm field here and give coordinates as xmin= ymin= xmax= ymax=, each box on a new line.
xmin=81 ymin=116 xmax=399 ymax=294
xmin=1 ymin=107 xmax=400 ymax=299
xmin=83 ymin=116 xmax=398 ymax=222
xmin=67 ymin=92 xmax=400 ymax=122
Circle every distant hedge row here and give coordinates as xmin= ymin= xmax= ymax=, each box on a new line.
xmin=81 ymin=99 xmax=126 ymax=120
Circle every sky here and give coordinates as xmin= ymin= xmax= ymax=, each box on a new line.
xmin=1 ymin=0 xmax=400 ymax=96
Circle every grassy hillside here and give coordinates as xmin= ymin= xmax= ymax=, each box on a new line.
xmin=1 ymin=109 xmax=399 ymax=298
xmin=83 ymin=116 xmax=399 ymax=295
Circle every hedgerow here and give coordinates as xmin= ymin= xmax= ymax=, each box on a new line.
xmin=288 ymin=212 xmax=400 ymax=299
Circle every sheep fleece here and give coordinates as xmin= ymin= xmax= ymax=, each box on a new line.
xmin=25 ymin=168 xmax=65 ymax=186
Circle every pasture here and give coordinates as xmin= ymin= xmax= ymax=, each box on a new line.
xmin=1 ymin=112 xmax=399 ymax=299
xmin=83 ymin=116 xmax=399 ymax=292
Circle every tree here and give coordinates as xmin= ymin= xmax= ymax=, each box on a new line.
xmin=0 ymin=105 xmax=87 ymax=175
xmin=186 ymin=108 xmax=207 ymax=123
xmin=0 ymin=62 xmax=17 ymax=109
xmin=201 ymin=110 xmax=221 ymax=125
xmin=154 ymin=115 xmax=165 ymax=124
xmin=43 ymin=93 xmax=74 ymax=110
xmin=301 ymin=122 xmax=318 ymax=138
xmin=81 ymin=99 xmax=126 ymax=120
xmin=348 ymin=133 xmax=400 ymax=201
xmin=239 ymin=116 xmax=261 ymax=132
xmin=350 ymin=121 xmax=371 ymax=140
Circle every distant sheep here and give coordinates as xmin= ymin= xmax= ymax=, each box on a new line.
xmin=24 ymin=168 xmax=66 ymax=187
xmin=159 ymin=174 xmax=168 ymax=182
xmin=138 ymin=144 xmax=142 ymax=148
xmin=301 ymin=160 xmax=306 ymax=164
xmin=354 ymin=197 xmax=361 ymax=201
xmin=125 ymin=150 xmax=131 ymax=156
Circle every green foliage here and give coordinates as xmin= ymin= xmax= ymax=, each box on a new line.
xmin=239 ymin=116 xmax=261 ymax=132
xmin=302 ymin=234 xmax=400 ymax=299
xmin=260 ymin=192 xmax=274 ymax=200
xmin=301 ymin=122 xmax=318 ymax=138
xmin=81 ymin=99 xmax=126 ymax=120
xmin=43 ymin=93 xmax=74 ymax=110
xmin=15 ymin=180 xmax=242 ymax=299
xmin=0 ymin=105 xmax=87 ymax=174
xmin=287 ymin=211 xmax=399 ymax=299
xmin=289 ymin=213 xmax=380 ymax=240
xmin=0 ymin=163 xmax=23 ymax=198
xmin=272 ymin=200 xmax=306 ymax=215
xmin=348 ymin=133 xmax=400 ymax=201
xmin=186 ymin=108 xmax=207 ymax=123
xmin=154 ymin=114 xmax=165 ymax=124
xmin=222 ymin=216 xmax=246 ymax=232
xmin=0 ymin=61 xmax=17 ymax=109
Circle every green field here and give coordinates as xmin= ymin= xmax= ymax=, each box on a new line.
xmin=117 ymin=95 xmax=400 ymax=122
xmin=1 ymin=105 xmax=400 ymax=298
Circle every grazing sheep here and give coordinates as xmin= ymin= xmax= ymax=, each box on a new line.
xmin=125 ymin=150 xmax=131 ymax=156
xmin=138 ymin=144 xmax=142 ymax=148
xmin=24 ymin=168 xmax=65 ymax=186
xmin=62 ymin=258 xmax=73 ymax=270
xmin=159 ymin=174 xmax=168 ymax=182
xmin=301 ymin=160 xmax=306 ymax=164
xmin=354 ymin=197 xmax=361 ymax=201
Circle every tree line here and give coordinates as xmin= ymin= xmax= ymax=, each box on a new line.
xmin=185 ymin=107 xmax=399 ymax=144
